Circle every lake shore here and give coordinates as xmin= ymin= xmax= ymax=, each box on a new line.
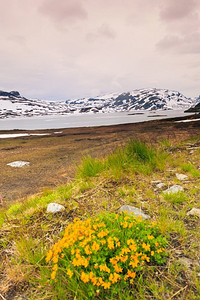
xmin=1 ymin=114 xmax=200 ymax=203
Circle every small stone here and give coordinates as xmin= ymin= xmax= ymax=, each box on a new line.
xmin=47 ymin=203 xmax=65 ymax=213
xmin=179 ymin=257 xmax=194 ymax=269
xmin=151 ymin=180 xmax=161 ymax=184
xmin=7 ymin=161 xmax=30 ymax=167
xmin=176 ymin=173 xmax=188 ymax=181
xmin=118 ymin=205 xmax=150 ymax=220
xmin=187 ymin=208 xmax=200 ymax=218
xmin=163 ymin=185 xmax=183 ymax=194
xmin=156 ymin=183 xmax=165 ymax=189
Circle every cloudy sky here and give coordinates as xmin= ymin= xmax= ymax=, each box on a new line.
xmin=0 ymin=0 xmax=200 ymax=100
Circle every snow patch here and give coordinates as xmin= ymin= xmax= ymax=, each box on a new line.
xmin=7 ymin=161 xmax=30 ymax=167
xmin=0 ymin=133 xmax=50 ymax=139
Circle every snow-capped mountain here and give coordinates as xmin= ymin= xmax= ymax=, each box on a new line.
xmin=0 ymin=91 xmax=69 ymax=118
xmin=0 ymin=88 xmax=196 ymax=119
xmin=66 ymin=88 xmax=195 ymax=113
xmin=185 ymin=95 xmax=200 ymax=112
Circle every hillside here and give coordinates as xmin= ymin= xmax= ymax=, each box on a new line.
xmin=0 ymin=136 xmax=199 ymax=299
xmin=185 ymin=96 xmax=200 ymax=112
xmin=0 ymin=88 xmax=196 ymax=118
xmin=67 ymin=88 xmax=195 ymax=113
xmin=0 ymin=90 xmax=69 ymax=118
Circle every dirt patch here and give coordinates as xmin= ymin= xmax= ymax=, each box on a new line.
xmin=0 ymin=116 xmax=200 ymax=204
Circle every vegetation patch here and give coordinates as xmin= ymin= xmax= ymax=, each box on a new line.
xmin=46 ymin=212 xmax=168 ymax=299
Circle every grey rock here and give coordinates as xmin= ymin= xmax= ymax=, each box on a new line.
xmin=47 ymin=203 xmax=65 ymax=213
xmin=151 ymin=180 xmax=161 ymax=184
xmin=176 ymin=173 xmax=188 ymax=181
xmin=179 ymin=257 xmax=200 ymax=269
xmin=118 ymin=205 xmax=150 ymax=219
xmin=156 ymin=183 xmax=165 ymax=189
xmin=163 ymin=185 xmax=183 ymax=194
xmin=187 ymin=208 xmax=200 ymax=218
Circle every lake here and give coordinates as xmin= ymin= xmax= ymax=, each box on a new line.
xmin=0 ymin=110 xmax=193 ymax=131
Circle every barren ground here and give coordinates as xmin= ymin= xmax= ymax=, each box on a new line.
xmin=0 ymin=115 xmax=200 ymax=204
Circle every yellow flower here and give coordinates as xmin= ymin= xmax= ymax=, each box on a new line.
xmin=127 ymin=269 xmax=136 ymax=278
xmin=97 ymin=230 xmax=108 ymax=238
xmin=53 ymin=264 xmax=58 ymax=271
xmin=81 ymin=272 xmax=89 ymax=283
xmin=85 ymin=245 xmax=92 ymax=255
xmin=107 ymin=237 xmax=114 ymax=249
xmin=109 ymin=272 xmax=120 ymax=283
xmin=53 ymin=255 xmax=58 ymax=264
xmin=67 ymin=269 xmax=73 ymax=278
xmin=155 ymin=241 xmax=159 ymax=247
xmin=121 ymin=221 xmax=128 ymax=228
xmin=102 ymin=282 xmax=111 ymax=289
xmin=128 ymin=222 xmax=133 ymax=228
xmin=148 ymin=235 xmax=154 ymax=240
xmin=157 ymin=248 xmax=163 ymax=253
xmin=51 ymin=271 xmax=56 ymax=280
xmin=116 ymin=241 xmax=121 ymax=247
xmin=92 ymin=241 xmax=100 ymax=252
xmin=121 ymin=248 xmax=130 ymax=255
xmin=114 ymin=264 xmax=123 ymax=273
xmin=151 ymin=251 xmax=154 ymax=256
xmin=100 ymin=239 xmax=106 ymax=245
xmin=46 ymin=250 xmax=53 ymax=262
xmin=119 ymin=255 xmax=128 ymax=263
xmin=99 ymin=264 xmax=110 ymax=273
xmin=142 ymin=242 xmax=150 ymax=251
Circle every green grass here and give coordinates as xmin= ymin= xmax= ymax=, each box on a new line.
xmin=78 ymin=140 xmax=165 ymax=179
xmin=163 ymin=191 xmax=188 ymax=204
xmin=181 ymin=163 xmax=200 ymax=178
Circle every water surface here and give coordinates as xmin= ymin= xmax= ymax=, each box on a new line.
xmin=0 ymin=110 xmax=192 ymax=131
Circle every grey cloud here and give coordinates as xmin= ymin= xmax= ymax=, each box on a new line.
xmin=157 ymin=33 xmax=200 ymax=54
xmin=160 ymin=0 xmax=198 ymax=21
xmin=86 ymin=24 xmax=116 ymax=42
xmin=39 ymin=0 xmax=87 ymax=23
xmin=98 ymin=24 xmax=116 ymax=39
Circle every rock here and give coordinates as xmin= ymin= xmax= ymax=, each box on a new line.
xmin=47 ymin=203 xmax=65 ymax=213
xmin=176 ymin=173 xmax=188 ymax=181
xmin=7 ymin=161 xmax=30 ymax=167
xmin=187 ymin=208 xmax=200 ymax=218
xmin=179 ymin=256 xmax=200 ymax=269
xmin=163 ymin=185 xmax=183 ymax=194
xmin=151 ymin=180 xmax=161 ymax=184
xmin=156 ymin=183 xmax=165 ymax=189
xmin=118 ymin=205 xmax=150 ymax=220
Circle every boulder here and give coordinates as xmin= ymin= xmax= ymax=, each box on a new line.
xmin=163 ymin=185 xmax=183 ymax=194
xmin=187 ymin=208 xmax=200 ymax=218
xmin=47 ymin=203 xmax=65 ymax=213
xmin=156 ymin=183 xmax=165 ymax=189
xmin=118 ymin=205 xmax=150 ymax=220
xmin=176 ymin=173 xmax=188 ymax=181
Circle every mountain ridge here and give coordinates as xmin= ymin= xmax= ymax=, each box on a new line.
xmin=0 ymin=88 xmax=197 ymax=118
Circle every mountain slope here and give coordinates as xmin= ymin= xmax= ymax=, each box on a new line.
xmin=66 ymin=88 xmax=195 ymax=113
xmin=0 ymin=88 xmax=196 ymax=118
xmin=185 ymin=95 xmax=200 ymax=112
xmin=0 ymin=91 xmax=69 ymax=118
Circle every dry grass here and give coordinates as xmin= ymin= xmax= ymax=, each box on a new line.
xmin=0 ymin=118 xmax=200 ymax=299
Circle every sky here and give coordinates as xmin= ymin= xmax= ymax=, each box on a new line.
xmin=0 ymin=0 xmax=200 ymax=100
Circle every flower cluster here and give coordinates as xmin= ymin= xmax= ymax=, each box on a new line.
xmin=46 ymin=212 xmax=168 ymax=297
